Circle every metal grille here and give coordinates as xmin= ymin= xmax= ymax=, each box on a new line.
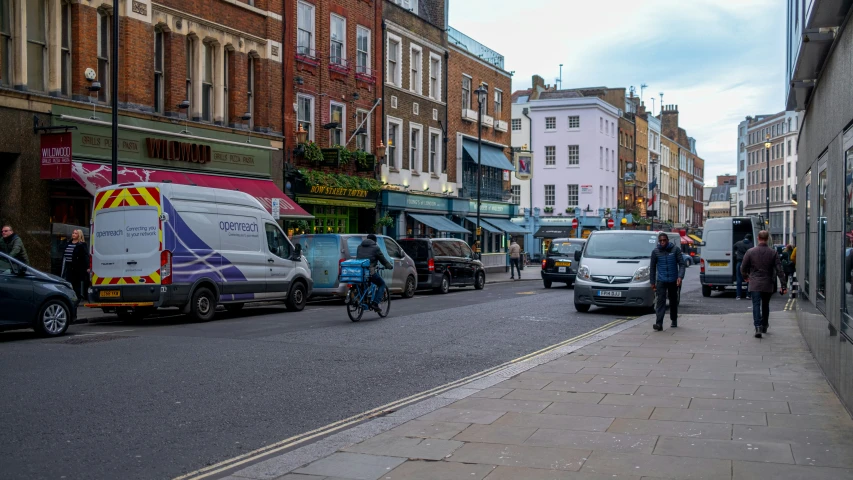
xmin=590 ymin=276 xmax=632 ymax=284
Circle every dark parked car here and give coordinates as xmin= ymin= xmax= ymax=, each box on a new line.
xmin=0 ymin=252 xmax=77 ymax=336
xmin=398 ymin=238 xmax=486 ymax=293
xmin=541 ymin=238 xmax=586 ymax=288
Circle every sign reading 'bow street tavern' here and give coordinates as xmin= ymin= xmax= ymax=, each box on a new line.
xmin=146 ymin=138 xmax=212 ymax=164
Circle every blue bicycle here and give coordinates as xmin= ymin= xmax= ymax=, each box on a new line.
xmin=341 ymin=261 xmax=390 ymax=322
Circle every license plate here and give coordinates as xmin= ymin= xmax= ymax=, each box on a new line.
xmin=558 ymin=267 xmax=567 ymax=273
xmin=709 ymin=261 xmax=728 ymax=267
xmin=100 ymin=290 xmax=120 ymax=298
xmin=555 ymin=261 xmax=571 ymax=267
xmin=597 ymin=290 xmax=622 ymax=297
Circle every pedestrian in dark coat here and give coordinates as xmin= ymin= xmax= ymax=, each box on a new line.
xmin=0 ymin=224 xmax=29 ymax=264
xmin=61 ymin=229 xmax=89 ymax=306
xmin=650 ymin=232 xmax=686 ymax=331
xmin=741 ymin=230 xmax=786 ymax=338
xmin=732 ymin=234 xmax=752 ymax=300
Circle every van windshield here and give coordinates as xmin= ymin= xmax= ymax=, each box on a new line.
xmin=584 ymin=234 xmax=658 ymax=259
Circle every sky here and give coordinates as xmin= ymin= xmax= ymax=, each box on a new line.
xmin=448 ymin=0 xmax=787 ymax=187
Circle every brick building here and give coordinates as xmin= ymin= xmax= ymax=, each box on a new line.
xmin=283 ymin=0 xmax=384 ymax=234
xmin=617 ymin=115 xmax=635 ymax=209
xmin=634 ymin=109 xmax=649 ymax=216
xmin=0 ymin=0 xmax=304 ymax=273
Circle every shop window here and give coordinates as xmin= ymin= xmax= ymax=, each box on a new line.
xmin=817 ymin=166 xmax=827 ymax=312
xmin=27 ymin=0 xmax=47 ymax=91
xmin=804 ymin=169 xmax=811 ymax=299
xmin=845 ymin=143 xmax=853 ymax=336
xmin=310 ymin=206 xmax=349 ymax=234
xmin=0 ymin=0 xmax=11 ymax=86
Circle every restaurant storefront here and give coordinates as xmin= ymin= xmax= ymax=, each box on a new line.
xmin=379 ymin=191 xmax=470 ymax=239
xmin=289 ymin=182 xmax=379 ymax=235
xmin=33 ymin=106 xmax=310 ymax=274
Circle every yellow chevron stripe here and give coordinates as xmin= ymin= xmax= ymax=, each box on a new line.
xmin=149 ymin=271 xmax=161 ymax=283
xmin=136 ymin=187 xmax=160 ymax=208
xmin=95 ymin=190 xmax=116 ymax=211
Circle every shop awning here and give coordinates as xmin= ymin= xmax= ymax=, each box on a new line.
xmin=71 ymin=162 xmax=313 ymax=219
xmin=688 ymin=234 xmax=704 ymax=245
xmin=462 ymin=139 xmax=514 ymax=171
xmin=680 ymin=235 xmax=694 ymax=245
xmin=477 ymin=219 xmax=502 ymax=234
xmin=482 ymin=218 xmax=527 ymax=234
xmin=533 ymin=226 xmax=574 ymax=238
xmin=409 ymin=213 xmax=470 ymax=234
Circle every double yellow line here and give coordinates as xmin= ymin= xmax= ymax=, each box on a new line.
xmin=175 ymin=318 xmax=629 ymax=480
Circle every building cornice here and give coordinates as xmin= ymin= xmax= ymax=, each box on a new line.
xmin=384 ymin=21 xmax=447 ymax=54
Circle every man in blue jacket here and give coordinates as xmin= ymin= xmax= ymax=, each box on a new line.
xmin=650 ymin=232 xmax=686 ymax=331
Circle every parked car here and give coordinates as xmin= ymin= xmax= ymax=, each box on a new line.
xmin=0 ymin=252 xmax=77 ymax=336
xmin=87 ymin=183 xmax=312 ymax=322
xmin=541 ymin=238 xmax=586 ymax=288
xmin=291 ymin=234 xmax=418 ymax=299
xmin=398 ymin=238 xmax=486 ymax=293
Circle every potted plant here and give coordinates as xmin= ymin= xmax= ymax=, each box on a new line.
xmin=303 ymin=141 xmax=323 ymax=165
xmin=337 ymin=146 xmax=352 ymax=166
xmin=544 ymin=207 xmax=554 ymax=214
xmin=354 ymin=150 xmax=375 ymax=172
xmin=565 ymin=207 xmax=573 ymax=214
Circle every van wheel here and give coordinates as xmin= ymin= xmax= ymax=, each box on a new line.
xmin=574 ymin=302 xmax=590 ymax=313
xmin=702 ymin=285 xmax=712 ymax=297
xmin=286 ymin=282 xmax=307 ymax=312
xmin=190 ymin=287 xmax=216 ymax=322
xmin=435 ymin=274 xmax=450 ymax=294
xmin=402 ymin=276 xmax=416 ymax=298
xmin=474 ymin=272 xmax=486 ymax=290
xmin=225 ymin=303 xmax=245 ymax=313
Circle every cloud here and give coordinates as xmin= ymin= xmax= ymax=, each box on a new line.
xmin=449 ymin=0 xmax=787 ymax=186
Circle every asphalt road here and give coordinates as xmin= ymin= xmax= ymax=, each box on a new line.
xmin=0 ymin=267 xmax=788 ymax=480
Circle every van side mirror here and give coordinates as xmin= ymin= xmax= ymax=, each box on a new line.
xmin=574 ymin=250 xmax=582 ymax=262
xmin=291 ymin=243 xmax=302 ymax=261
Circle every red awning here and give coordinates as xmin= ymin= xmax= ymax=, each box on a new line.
xmin=71 ymin=162 xmax=313 ymax=219
xmin=680 ymin=235 xmax=694 ymax=245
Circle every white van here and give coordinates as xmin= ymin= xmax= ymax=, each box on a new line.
xmin=700 ymin=216 xmax=761 ymax=297
xmin=86 ymin=183 xmax=312 ymax=321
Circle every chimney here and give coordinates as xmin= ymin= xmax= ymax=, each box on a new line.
xmin=638 ymin=102 xmax=646 ymax=117
xmin=660 ymin=104 xmax=680 ymax=141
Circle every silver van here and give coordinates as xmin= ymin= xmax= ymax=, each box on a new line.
xmin=700 ymin=217 xmax=761 ymax=297
xmin=573 ymin=230 xmax=680 ymax=312
xmin=292 ymin=234 xmax=418 ymax=299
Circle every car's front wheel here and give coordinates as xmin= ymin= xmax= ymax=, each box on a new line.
xmin=35 ymin=299 xmax=70 ymax=337
xmin=474 ymin=271 xmax=485 ymax=290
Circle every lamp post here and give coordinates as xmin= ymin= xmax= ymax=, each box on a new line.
xmin=110 ymin=3 xmax=119 ymax=185
xmin=474 ymin=83 xmax=489 ymax=251
xmin=650 ymin=156 xmax=658 ymax=226
xmin=764 ymin=133 xmax=771 ymax=234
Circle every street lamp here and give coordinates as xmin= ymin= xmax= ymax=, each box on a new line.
xmin=764 ymin=133 xmax=771 ymax=234
xmin=474 ymin=82 xmax=489 ymax=252
xmin=649 ymin=156 xmax=658 ymax=225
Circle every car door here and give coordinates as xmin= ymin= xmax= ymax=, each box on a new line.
xmin=457 ymin=241 xmax=476 ymax=285
xmin=264 ymin=223 xmax=295 ymax=296
xmin=381 ymin=237 xmax=408 ymax=292
xmin=0 ymin=256 xmax=34 ymax=325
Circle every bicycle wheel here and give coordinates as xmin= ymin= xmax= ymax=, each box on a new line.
xmin=346 ymin=287 xmax=364 ymax=322
xmin=376 ymin=288 xmax=391 ymax=318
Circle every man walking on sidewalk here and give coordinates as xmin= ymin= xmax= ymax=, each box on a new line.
xmin=741 ymin=230 xmax=786 ymax=338
xmin=733 ymin=234 xmax=752 ymax=300
xmin=650 ymin=232 xmax=686 ymax=331
xmin=508 ymin=239 xmax=521 ymax=280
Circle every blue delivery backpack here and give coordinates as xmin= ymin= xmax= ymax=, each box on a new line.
xmin=340 ymin=259 xmax=371 ymax=284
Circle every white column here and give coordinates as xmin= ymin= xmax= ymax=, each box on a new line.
xmin=47 ymin=0 xmax=61 ymax=94
xmin=214 ymin=43 xmax=224 ymax=124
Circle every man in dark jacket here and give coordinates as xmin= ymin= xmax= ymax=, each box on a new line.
xmin=741 ymin=230 xmax=786 ymax=338
xmin=1 ymin=225 xmax=29 ymax=265
xmin=356 ymin=234 xmax=393 ymax=310
xmin=650 ymin=232 xmax=686 ymax=331
xmin=733 ymin=234 xmax=752 ymax=300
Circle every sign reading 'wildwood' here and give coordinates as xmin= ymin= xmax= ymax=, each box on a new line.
xmin=309 ymin=185 xmax=369 ymax=198
xmin=146 ymin=138 xmax=212 ymax=164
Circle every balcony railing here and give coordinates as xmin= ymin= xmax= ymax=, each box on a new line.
xmin=329 ymin=56 xmax=351 ymax=75
xmin=355 ymin=65 xmax=376 ymax=83
xmin=447 ymin=27 xmax=505 ymax=70
xmin=296 ymin=47 xmax=319 ymax=66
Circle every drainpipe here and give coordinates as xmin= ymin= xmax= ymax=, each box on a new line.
xmin=444 ymin=51 xmax=449 ymax=192
xmin=381 ymin=21 xmax=387 ymax=153
xmin=522 ymin=106 xmax=534 ymax=254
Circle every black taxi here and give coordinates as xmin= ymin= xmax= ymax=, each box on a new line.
xmin=541 ymin=238 xmax=586 ymax=288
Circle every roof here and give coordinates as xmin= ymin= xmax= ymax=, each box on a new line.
xmin=538 ymin=90 xmax=583 ymax=100
xmin=511 ymin=89 xmax=533 ymax=103
xmin=709 ymin=185 xmax=733 ymax=202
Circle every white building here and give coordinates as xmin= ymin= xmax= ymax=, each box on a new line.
xmin=529 ymin=94 xmax=620 ymax=216
xmin=735 ymin=117 xmax=751 ymax=217
xmin=647 ymin=115 xmax=662 ymax=218
xmin=510 ymin=93 xmax=532 ymax=212
xmin=743 ymin=111 xmax=800 ymax=245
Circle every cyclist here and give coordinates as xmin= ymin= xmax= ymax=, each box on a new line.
xmin=356 ymin=234 xmax=393 ymax=310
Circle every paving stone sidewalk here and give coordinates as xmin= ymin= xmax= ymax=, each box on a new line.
xmin=223 ymin=310 xmax=853 ymax=480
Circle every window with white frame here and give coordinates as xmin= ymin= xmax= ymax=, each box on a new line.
xmin=409 ymin=124 xmax=422 ymax=171
xmin=297 ymin=94 xmax=314 ymax=141
xmin=567 ymin=115 xmax=579 ymax=129
xmin=494 ymin=89 xmax=502 ymax=118
xmin=60 ymin=1 xmax=71 ymax=96
xmin=27 ymin=0 xmax=47 ymax=92
xmin=202 ymin=42 xmax=214 ymax=122
xmin=409 ymin=44 xmax=422 ymax=94
xmin=461 ymin=76 xmax=471 ymax=110
xmin=329 ymin=102 xmax=345 ymax=145
xmin=429 ymin=129 xmax=440 ymax=174
xmin=511 ymin=185 xmax=520 ymax=205
xmin=98 ymin=9 xmax=111 ymax=102
xmin=330 ymin=14 xmax=345 ymax=65
xmin=0 ymin=0 xmax=11 ymax=86
xmin=544 ymin=185 xmax=555 ymax=206
xmin=154 ymin=29 xmax=164 ymax=113
xmin=545 ymin=117 xmax=556 ymax=130
xmin=387 ymin=118 xmax=401 ymax=169
xmin=567 ymin=184 xmax=579 ymax=208
xmin=387 ymin=34 xmax=401 ymax=87
xmin=429 ymin=53 xmax=441 ymax=100
xmin=511 ymin=118 xmax=521 ymax=131
xmin=297 ymin=1 xmax=315 ymax=56
xmin=355 ymin=110 xmax=370 ymax=152
xmin=545 ymin=146 xmax=555 ymax=166
xmin=356 ymin=26 xmax=370 ymax=75
xmin=567 ymin=145 xmax=579 ymax=166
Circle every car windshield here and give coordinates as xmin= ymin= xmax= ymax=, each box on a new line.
xmin=584 ymin=234 xmax=658 ymax=259
xmin=548 ymin=241 xmax=582 ymax=256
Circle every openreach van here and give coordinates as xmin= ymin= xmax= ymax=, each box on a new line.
xmin=86 ymin=183 xmax=312 ymax=321
xmin=700 ymin=216 xmax=761 ymax=297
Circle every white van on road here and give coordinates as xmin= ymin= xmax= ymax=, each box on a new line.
xmin=86 ymin=183 xmax=312 ymax=321
xmin=700 ymin=216 xmax=761 ymax=297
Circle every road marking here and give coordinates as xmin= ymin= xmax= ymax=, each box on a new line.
xmin=71 ymin=329 xmax=136 ymax=337
xmin=516 ymin=291 xmax=536 ymax=295
xmin=174 ymin=318 xmax=628 ymax=480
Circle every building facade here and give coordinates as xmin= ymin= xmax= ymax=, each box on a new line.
xmin=659 ymin=134 xmax=678 ymax=224
xmin=787 ymin=0 xmax=853 ymax=413
xmin=0 ymin=0 xmax=305 ymax=273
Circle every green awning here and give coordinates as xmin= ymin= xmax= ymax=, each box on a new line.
xmin=462 ymin=139 xmax=514 ymax=171
xmin=483 ymin=218 xmax=527 ymax=234
xmin=477 ymin=219 xmax=502 ymax=233
xmin=409 ymin=214 xmax=470 ymax=234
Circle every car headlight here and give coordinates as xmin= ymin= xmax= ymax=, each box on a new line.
xmin=633 ymin=266 xmax=650 ymax=282
xmin=578 ymin=265 xmax=590 ymax=280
